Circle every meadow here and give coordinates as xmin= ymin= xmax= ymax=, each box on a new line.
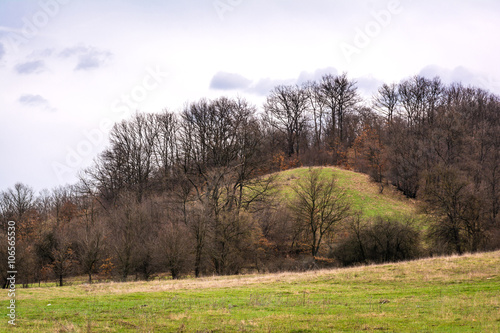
xmin=2 ymin=250 xmax=499 ymax=332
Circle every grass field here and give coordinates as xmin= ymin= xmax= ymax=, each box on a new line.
xmin=2 ymin=250 xmax=499 ymax=332
xmin=3 ymin=168 xmax=496 ymax=332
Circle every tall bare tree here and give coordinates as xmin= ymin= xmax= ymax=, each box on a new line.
xmin=303 ymin=81 xmax=327 ymax=149
xmin=320 ymin=73 xmax=360 ymax=145
xmin=264 ymin=85 xmax=308 ymax=157
xmin=373 ymin=83 xmax=399 ymax=123
xmin=152 ymin=110 xmax=178 ymax=188
xmin=290 ymin=169 xmax=351 ymax=257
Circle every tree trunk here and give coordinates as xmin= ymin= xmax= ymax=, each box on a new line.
xmin=194 ymin=245 xmax=202 ymax=278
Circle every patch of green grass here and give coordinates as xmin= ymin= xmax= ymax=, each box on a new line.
xmin=276 ymin=167 xmax=418 ymax=219
xmin=2 ymin=251 xmax=499 ymax=332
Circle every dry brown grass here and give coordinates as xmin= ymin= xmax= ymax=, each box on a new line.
xmin=22 ymin=250 xmax=493 ymax=298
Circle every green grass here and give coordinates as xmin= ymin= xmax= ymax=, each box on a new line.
xmin=2 ymin=251 xmax=500 ymax=332
xmin=274 ymin=167 xmax=418 ymax=218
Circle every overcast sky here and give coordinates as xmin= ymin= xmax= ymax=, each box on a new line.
xmin=1 ymin=0 xmax=500 ymax=192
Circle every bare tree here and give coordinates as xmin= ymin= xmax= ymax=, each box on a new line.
xmin=72 ymin=196 xmax=105 ymax=284
xmin=386 ymin=124 xmax=422 ymax=198
xmin=184 ymin=202 xmax=209 ymax=277
xmin=421 ymin=166 xmax=485 ymax=254
xmin=264 ymin=85 xmax=308 ymax=157
xmin=0 ymin=183 xmax=35 ymax=228
xmin=159 ymin=218 xmax=192 ymax=279
xmin=51 ymin=228 xmax=76 ymax=287
xmin=34 ymin=219 xmax=77 ymax=287
xmin=320 ymin=73 xmax=360 ymax=145
xmin=398 ymin=76 xmax=444 ymax=129
xmin=289 ymin=168 xmax=351 ymax=257
xmin=84 ymin=112 xmax=158 ymax=203
xmin=373 ymin=83 xmax=399 ymax=123
xmin=303 ymin=81 xmax=327 ymax=148
xmin=106 ymin=193 xmax=143 ymax=281
xmin=352 ymin=125 xmax=387 ymax=192
xmin=152 ymin=110 xmax=178 ymax=188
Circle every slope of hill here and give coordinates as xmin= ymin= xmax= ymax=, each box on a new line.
xmin=275 ymin=167 xmax=418 ymax=218
xmin=5 ymin=250 xmax=499 ymax=332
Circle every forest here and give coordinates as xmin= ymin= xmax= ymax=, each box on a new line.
xmin=1 ymin=73 xmax=499 ymax=287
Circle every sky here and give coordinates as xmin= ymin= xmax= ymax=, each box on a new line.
xmin=1 ymin=0 xmax=500 ymax=193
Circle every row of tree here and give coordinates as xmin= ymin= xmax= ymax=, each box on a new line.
xmin=1 ymin=73 xmax=499 ymax=286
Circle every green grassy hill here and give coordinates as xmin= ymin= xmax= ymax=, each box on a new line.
xmin=4 ymin=251 xmax=499 ymax=332
xmin=274 ymin=167 xmax=418 ymax=218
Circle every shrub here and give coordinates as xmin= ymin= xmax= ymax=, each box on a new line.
xmin=332 ymin=216 xmax=422 ymax=266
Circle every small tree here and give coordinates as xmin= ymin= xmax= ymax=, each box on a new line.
xmin=52 ymin=245 xmax=76 ymax=287
xmin=289 ymin=168 xmax=351 ymax=257
xmin=159 ymin=220 xmax=192 ymax=279
xmin=73 ymin=201 xmax=105 ymax=284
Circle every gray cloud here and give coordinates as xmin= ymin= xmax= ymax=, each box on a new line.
xmin=0 ymin=42 xmax=5 ymax=60
xmin=19 ymin=94 xmax=47 ymax=105
xmin=297 ymin=67 xmax=338 ymax=84
xmin=299 ymin=68 xmax=383 ymax=99
xmin=419 ymin=65 xmax=500 ymax=94
xmin=76 ymin=51 xmax=113 ymax=70
xmin=59 ymin=45 xmax=112 ymax=71
xmin=419 ymin=65 xmax=476 ymax=84
xmin=215 ymin=67 xmax=383 ymax=99
xmin=247 ymin=77 xmax=296 ymax=96
xmin=15 ymin=60 xmax=45 ymax=74
xmin=356 ymin=76 xmax=384 ymax=98
xmin=210 ymin=67 xmax=342 ymax=96
xmin=18 ymin=94 xmax=55 ymax=111
xmin=59 ymin=46 xmax=88 ymax=58
xmin=210 ymin=71 xmax=252 ymax=90
xmin=247 ymin=67 xmax=340 ymax=96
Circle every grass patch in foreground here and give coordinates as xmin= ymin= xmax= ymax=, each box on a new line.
xmin=2 ymin=251 xmax=499 ymax=332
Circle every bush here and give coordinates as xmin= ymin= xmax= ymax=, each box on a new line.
xmin=332 ymin=216 xmax=422 ymax=266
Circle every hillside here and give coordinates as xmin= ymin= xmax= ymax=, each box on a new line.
xmin=275 ymin=167 xmax=418 ymax=218
xmin=4 ymin=251 xmax=499 ymax=332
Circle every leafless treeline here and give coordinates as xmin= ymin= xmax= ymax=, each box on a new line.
xmin=1 ymin=73 xmax=499 ymax=286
